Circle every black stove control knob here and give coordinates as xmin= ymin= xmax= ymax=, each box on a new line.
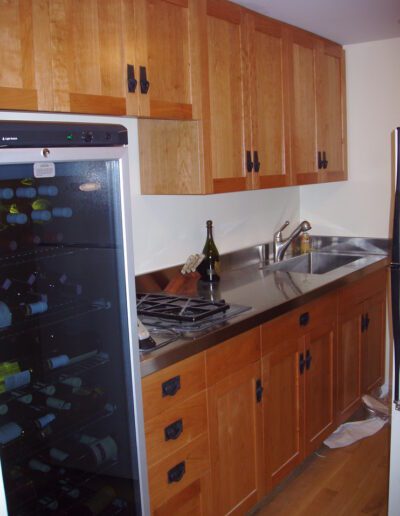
xmin=81 ymin=130 xmax=94 ymax=143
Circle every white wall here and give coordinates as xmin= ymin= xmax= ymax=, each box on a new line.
xmin=0 ymin=111 xmax=300 ymax=274
xmin=300 ymin=37 xmax=400 ymax=238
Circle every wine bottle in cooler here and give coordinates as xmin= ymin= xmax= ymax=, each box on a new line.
xmin=0 ymin=412 xmax=56 ymax=446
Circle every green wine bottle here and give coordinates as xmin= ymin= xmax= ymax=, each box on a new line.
xmin=200 ymin=220 xmax=220 ymax=283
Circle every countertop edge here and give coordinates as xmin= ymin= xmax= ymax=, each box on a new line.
xmin=139 ymin=256 xmax=390 ymax=378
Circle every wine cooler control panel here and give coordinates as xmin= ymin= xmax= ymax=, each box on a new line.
xmin=0 ymin=122 xmax=128 ymax=148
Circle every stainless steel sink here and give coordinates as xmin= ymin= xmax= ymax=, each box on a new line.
xmin=264 ymin=252 xmax=363 ymax=275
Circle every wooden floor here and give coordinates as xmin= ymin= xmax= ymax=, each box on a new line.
xmin=255 ymin=425 xmax=390 ymax=516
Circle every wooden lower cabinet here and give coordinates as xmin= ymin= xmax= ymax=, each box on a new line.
xmin=152 ymin=473 xmax=212 ymax=516
xmin=206 ymin=328 xmax=263 ymax=515
xmin=362 ymin=290 xmax=386 ymax=392
xmin=207 ymin=361 xmax=263 ymax=515
xmin=143 ymin=267 xmax=387 ymax=512
xmin=304 ymin=321 xmax=336 ymax=455
xmin=337 ymin=269 xmax=387 ymax=424
xmin=261 ymin=293 xmax=337 ymax=490
xmin=262 ymin=338 xmax=303 ymax=490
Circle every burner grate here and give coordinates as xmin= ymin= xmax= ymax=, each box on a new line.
xmin=136 ymin=293 xmax=230 ymax=323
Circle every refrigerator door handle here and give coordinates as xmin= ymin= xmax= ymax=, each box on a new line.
xmin=391 ymin=265 xmax=400 ymax=410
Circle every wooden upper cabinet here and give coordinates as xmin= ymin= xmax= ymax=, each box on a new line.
xmin=288 ymin=29 xmax=319 ymax=182
xmin=316 ymin=42 xmax=347 ymax=180
xmin=134 ymin=0 xmax=199 ymax=119
xmin=246 ymin=14 xmax=291 ymax=189
xmin=0 ymin=0 xmax=53 ymax=111
xmin=206 ymin=0 xmax=250 ymax=193
xmin=289 ymin=29 xmax=347 ymax=184
xmin=49 ymin=0 xmax=127 ymax=115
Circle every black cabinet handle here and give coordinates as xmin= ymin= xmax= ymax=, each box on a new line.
xmin=299 ymin=352 xmax=305 ymax=374
xmin=127 ymin=64 xmax=137 ymax=93
xmin=253 ymin=151 xmax=261 ymax=173
xmin=299 ymin=312 xmax=310 ymax=326
xmin=365 ymin=313 xmax=370 ymax=330
xmin=361 ymin=314 xmax=366 ymax=333
xmin=246 ymin=151 xmax=253 ymax=172
xmin=162 ymin=375 xmax=181 ymax=397
xmin=256 ymin=379 xmax=263 ymax=403
xmin=140 ymin=66 xmax=150 ymax=94
xmin=167 ymin=461 xmax=186 ymax=484
xmin=164 ymin=419 xmax=183 ymax=441
xmin=318 ymin=151 xmax=324 ymax=170
xmin=305 ymin=349 xmax=312 ymax=370
xmin=323 ymin=151 xmax=328 ymax=169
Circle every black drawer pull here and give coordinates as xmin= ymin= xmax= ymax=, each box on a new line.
xmin=167 ymin=461 xmax=186 ymax=484
xmin=140 ymin=66 xmax=150 ymax=94
xmin=318 ymin=151 xmax=324 ymax=170
xmin=127 ymin=64 xmax=137 ymax=93
xmin=246 ymin=150 xmax=253 ymax=172
xmin=162 ymin=375 xmax=181 ymax=397
xmin=299 ymin=352 xmax=305 ymax=374
xmin=255 ymin=379 xmax=263 ymax=403
xmin=164 ymin=419 xmax=183 ymax=441
xmin=299 ymin=312 xmax=310 ymax=326
xmin=305 ymin=349 xmax=312 ymax=370
xmin=253 ymin=151 xmax=261 ymax=172
xmin=322 ymin=151 xmax=328 ymax=169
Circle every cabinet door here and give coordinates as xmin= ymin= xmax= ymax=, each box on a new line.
xmin=337 ymin=302 xmax=363 ymax=424
xmin=316 ymin=42 xmax=347 ymax=182
xmin=132 ymin=0 xmax=203 ymax=120
xmin=208 ymin=361 xmax=263 ymax=515
xmin=304 ymin=322 xmax=336 ymax=455
xmin=247 ymin=14 xmax=291 ymax=189
xmin=49 ymin=0 xmax=127 ymax=115
xmin=153 ymin=474 xmax=212 ymax=516
xmin=362 ymin=290 xmax=386 ymax=393
xmin=288 ymin=29 xmax=318 ymax=184
xmin=262 ymin=338 xmax=303 ymax=491
xmin=0 ymin=0 xmax=53 ymax=111
xmin=206 ymin=0 xmax=250 ymax=193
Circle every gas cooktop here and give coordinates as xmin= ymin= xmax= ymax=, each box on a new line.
xmin=136 ymin=292 xmax=251 ymax=352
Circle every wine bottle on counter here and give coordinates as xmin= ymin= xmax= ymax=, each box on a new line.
xmin=199 ymin=220 xmax=220 ymax=283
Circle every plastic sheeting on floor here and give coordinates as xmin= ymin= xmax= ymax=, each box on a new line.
xmin=323 ymin=392 xmax=389 ymax=449
xmin=323 ymin=417 xmax=387 ymax=449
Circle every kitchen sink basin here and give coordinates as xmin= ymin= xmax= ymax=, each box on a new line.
xmin=264 ymin=252 xmax=363 ymax=275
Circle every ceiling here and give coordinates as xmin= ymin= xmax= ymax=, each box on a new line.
xmin=231 ymin=0 xmax=400 ymax=44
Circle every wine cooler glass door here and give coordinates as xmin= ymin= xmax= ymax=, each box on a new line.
xmin=0 ymin=146 xmax=148 ymax=515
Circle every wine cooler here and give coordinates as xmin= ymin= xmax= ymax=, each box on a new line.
xmin=0 ymin=122 xmax=149 ymax=515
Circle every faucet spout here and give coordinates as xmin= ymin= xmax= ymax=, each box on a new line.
xmin=273 ymin=220 xmax=311 ymax=262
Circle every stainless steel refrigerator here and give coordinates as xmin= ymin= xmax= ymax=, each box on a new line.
xmin=389 ymin=127 xmax=400 ymax=515
xmin=0 ymin=121 xmax=149 ymax=515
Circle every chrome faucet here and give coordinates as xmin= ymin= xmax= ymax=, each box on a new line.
xmin=273 ymin=220 xmax=312 ymax=262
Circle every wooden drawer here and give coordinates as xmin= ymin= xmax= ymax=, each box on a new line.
xmin=148 ymin=434 xmax=210 ymax=510
xmin=145 ymin=390 xmax=208 ymax=466
xmin=261 ymin=292 xmax=337 ymax=355
xmin=142 ymin=353 xmax=206 ymax=421
xmin=206 ymin=327 xmax=261 ymax=386
xmin=338 ymin=268 xmax=387 ymax=312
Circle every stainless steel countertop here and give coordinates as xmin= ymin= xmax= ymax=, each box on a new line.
xmin=137 ymin=236 xmax=390 ymax=377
